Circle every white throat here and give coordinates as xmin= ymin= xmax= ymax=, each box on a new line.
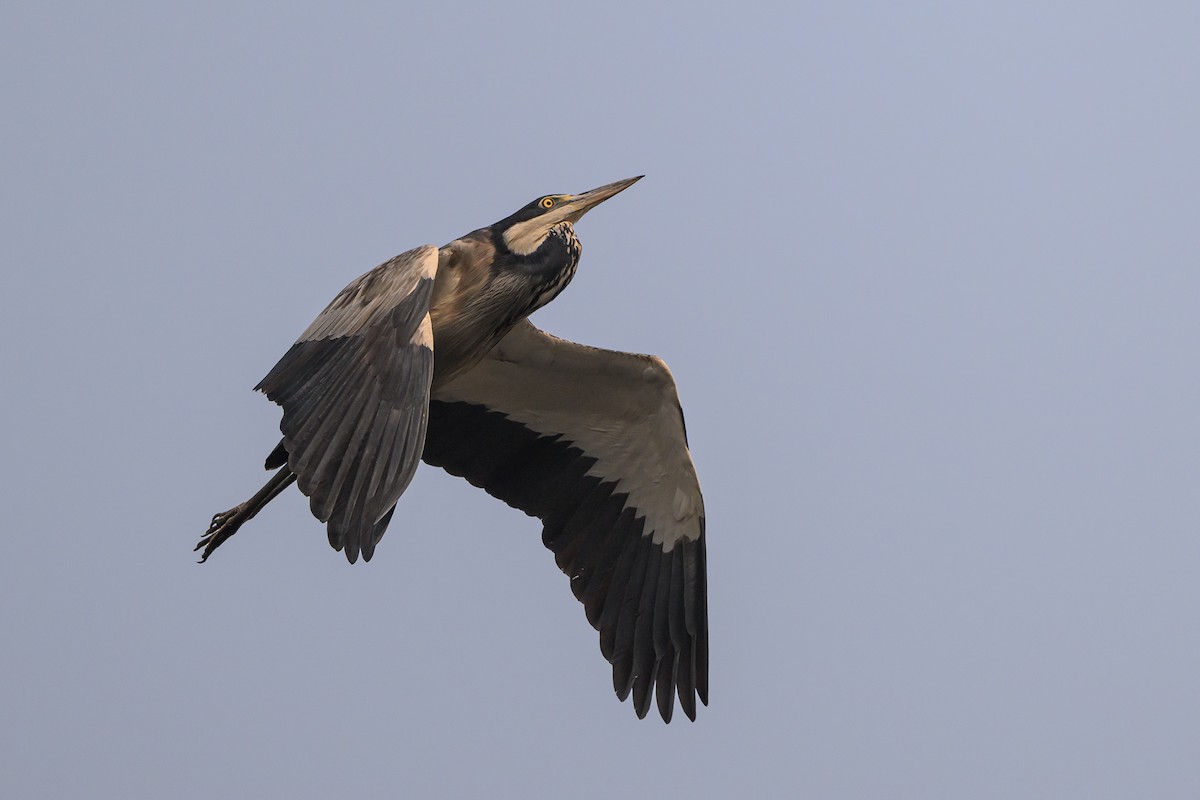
xmin=502 ymin=204 xmax=578 ymax=255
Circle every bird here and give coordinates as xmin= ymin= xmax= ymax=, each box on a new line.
xmin=198 ymin=176 xmax=707 ymax=722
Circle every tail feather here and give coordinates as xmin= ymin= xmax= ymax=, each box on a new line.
xmin=264 ymin=439 xmax=289 ymax=470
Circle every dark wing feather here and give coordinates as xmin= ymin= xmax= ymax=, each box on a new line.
xmin=256 ymin=244 xmax=439 ymax=563
xmin=422 ymin=320 xmax=707 ymax=721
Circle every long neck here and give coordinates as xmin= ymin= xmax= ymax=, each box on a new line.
xmin=429 ymin=224 xmax=582 ymax=388
xmin=494 ymin=222 xmax=582 ymax=314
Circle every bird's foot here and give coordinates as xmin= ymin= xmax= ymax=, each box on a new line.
xmin=195 ymin=504 xmax=247 ymax=563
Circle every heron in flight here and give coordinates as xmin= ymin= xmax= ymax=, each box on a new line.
xmin=198 ymin=176 xmax=707 ymax=722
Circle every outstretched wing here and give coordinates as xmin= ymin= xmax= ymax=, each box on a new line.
xmin=256 ymin=244 xmax=439 ymax=563
xmin=422 ymin=320 xmax=707 ymax=722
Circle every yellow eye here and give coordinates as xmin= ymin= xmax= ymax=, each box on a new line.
xmin=540 ymin=197 xmax=556 ymax=209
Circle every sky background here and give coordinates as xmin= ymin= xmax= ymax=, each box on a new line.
xmin=2 ymin=2 xmax=1198 ymax=797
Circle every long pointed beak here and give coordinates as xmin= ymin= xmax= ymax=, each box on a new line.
xmin=563 ymin=175 xmax=643 ymax=223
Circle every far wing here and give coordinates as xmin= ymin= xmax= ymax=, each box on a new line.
xmin=256 ymin=244 xmax=439 ymax=563
xmin=423 ymin=320 xmax=707 ymax=722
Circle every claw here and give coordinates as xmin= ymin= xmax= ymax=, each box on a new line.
xmin=197 ymin=468 xmax=297 ymax=564
xmin=196 ymin=505 xmax=246 ymax=562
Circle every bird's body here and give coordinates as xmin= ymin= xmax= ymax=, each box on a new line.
xmin=200 ymin=177 xmax=707 ymax=722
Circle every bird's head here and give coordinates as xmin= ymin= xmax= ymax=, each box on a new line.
xmin=497 ymin=176 xmax=643 ymax=256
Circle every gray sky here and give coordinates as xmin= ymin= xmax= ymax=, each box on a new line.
xmin=2 ymin=2 xmax=1198 ymax=797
